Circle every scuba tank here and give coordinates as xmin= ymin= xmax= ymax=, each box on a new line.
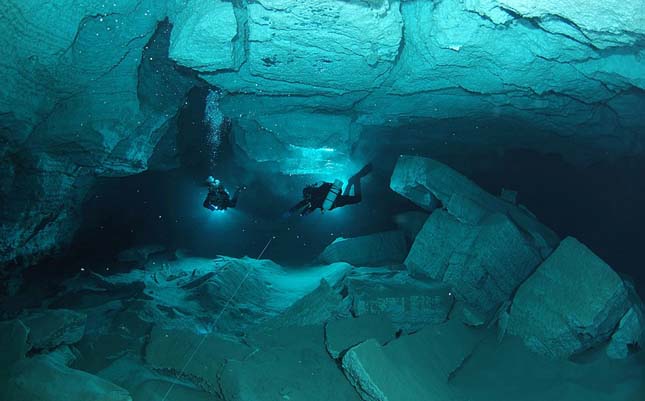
xmin=322 ymin=179 xmax=343 ymax=211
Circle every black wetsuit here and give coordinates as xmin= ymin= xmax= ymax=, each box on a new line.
xmin=203 ymin=183 xmax=240 ymax=211
xmin=289 ymin=178 xmax=363 ymax=216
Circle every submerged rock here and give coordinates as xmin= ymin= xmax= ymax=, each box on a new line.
xmin=20 ymin=309 xmax=87 ymax=350
xmin=264 ymin=279 xmax=345 ymax=329
xmin=508 ymin=237 xmax=630 ymax=358
xmin=220 ymin=325 xmax=361 ymax=401
xmin=144 ymin=325 xmax=251 ymax=394
xmin=406 ymin=210 xmax=542 ymax=317
xmin=607 ymin=306 xmax=645 ymax=359
xmin=341 ymin=319 xmax=485 ymax=401
xmin=346 ymin=268 xmax=454 ymax=332
xmin=2 ymin=350 xmax=131 ymax=401
xmin=319 ymin=230 xmax=408 ymax=266
xmin=391 ymin=155 xmax=559 ymax=256
xmin=325 ymin=314 xmax=397 ymax=359
xmin=0 ymin=319 xmax=30 ymax=369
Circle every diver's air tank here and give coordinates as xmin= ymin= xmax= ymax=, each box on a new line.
xmin=322 ymin=180 xmax=343 ymax=211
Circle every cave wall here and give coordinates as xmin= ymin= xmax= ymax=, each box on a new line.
xmin=1 ymin=0 xmax=644 ymax=266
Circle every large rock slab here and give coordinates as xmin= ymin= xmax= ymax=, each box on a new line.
xmin=144 ymin=325 xmax=251 ymax=393
xmin=607 ymin=306 xmax=645 ymax=359
xmin=21 ymin=309 xmax=87 ymax=350
xmin=319 ymin=230 xmax=408 ymax=266
xmin=406 ymin=211 xmax=543 ymax=316
xmin=2 ymin=352 xmax=131 ymax=401
xmin=325 ymin=314 xmax=396 ymax=359
xmin=346 ymin=268 xmax=454 ymax=332
xmin=0 ymin=319 xmax=29 ymax=370
xmin=168 ymin=0 xmax=242 ymax=72
xmin=341 ymin=319 xmax=484 ymax=401
xmin=220 ymin=325 xmax=361 ymax=401
xmin=390 ymin=155 xmax=559 ymax=256
xmin=508 ymin=237 xmax=631 ymax=358
xmin=264 ymin=279 xmax=345 ymax=329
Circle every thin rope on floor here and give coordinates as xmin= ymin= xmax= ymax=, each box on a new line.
xmin=160 ymin=236 xmax=275 ymax=401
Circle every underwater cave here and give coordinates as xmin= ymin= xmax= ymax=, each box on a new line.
xmin=1 ymin=1 xmax=644 ymax=400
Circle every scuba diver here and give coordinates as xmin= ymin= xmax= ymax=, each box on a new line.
xmin=202 ymin=176 xmax=242 ymax=211
xmin=289 ymin=163 xmax=372 ymax=216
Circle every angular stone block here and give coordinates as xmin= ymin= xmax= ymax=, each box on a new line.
xmin=325 ymin=314 xmax=396 ymax=359
xmin=320 ymin=230 xmax=408 ymax=266
xmin=21 ymin=309 xmax=87 ymax=350
xmin=342 ymin=319 xmax=484 ymax=401
xmin=406 ymin=211 xmax=542 ymax=316
xmin=347 ymin=269 xmax=454 ymax=331
xmin=508 ymin=237 xmax=630 ymax=358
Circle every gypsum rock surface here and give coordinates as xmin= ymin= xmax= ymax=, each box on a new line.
xmin=220 ymin=325 xmax=362 ymax=401
xmin=607 ymin=306 xmax=645 ymax=360
xmin=0 ymin=2 xmax=197 ymax=267
xmin=325 ymin=314 xmax=397 ymax=359
xmin=1 ymin=347 xmax=132 ymax=401
xmin=341 ymin=318 xmax=485 ymax=401
xmin=406 ymin=210 xmax=543 ymax=317
xmin=507 ymin=236 xmax=631 ymax=358
xmin=346 ymin=267 xmax=454 ymax=332
xmin=50 ymin=256 xmax=352 ymax=334
xmin=19 ymin=309 xmax=87 ymax=350
xmin=394 ymin=155 xmax=550 ymax=317
xmin=3 ymin=0 xmax=645 ymax=265
xmin=319 ymin=230 xmax=408 ymax=267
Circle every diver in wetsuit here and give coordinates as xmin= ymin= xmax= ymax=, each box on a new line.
xmin=289 ymin=163 xmax=372 ymax=216
xmin=203 ymin=176 xmax=242 ymax=211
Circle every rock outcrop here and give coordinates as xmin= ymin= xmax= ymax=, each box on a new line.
xmin=346 ymin=268 xmax=454 ymax=332
xmin=20 ymin=309 xmax=87 ymax=350
xmin=2 ymin=0 xmax=644 ymax=265
xmin=319 ymin=230 xmax=408 ymax=267
xmin=508 ymin=237 xmax=631 ymax=358
xmin=395 ymin=156 xmax=554 ymax=318
xmin=341 ymin=319 xmax=485 ymax=401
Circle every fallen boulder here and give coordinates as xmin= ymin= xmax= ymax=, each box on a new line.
xmin=406 ymin=210 xmax=542 ymax=317
xmin=508 ymin=237 xmax=630 ymax=358
xmin=346 ymin=268 xmax=454 ymax=332
xmin=144 ymin=325 xmax=251 ymax=393
xmin=390 ymin=155 xmax=559 ymax=256
xmin=319 ymin=230 xmax=408 ymax=266
xmin=220 ymin=325 xmax=361 ymax=401
xmin=264 ymin=279 xmax=346 ymax=329
xmin=20 ymin=309 xmax=87 ymax=350
xmin=0 ymin=319 xmax=29 ymax=370
xmin=2 ymin=350 xmax=131 ymax=401
xmin=342 ymin=319 xmax=484 ymax=401
xmin=607 ymin=306 xmax=644 ymax=359
xmin=325 ymin=314 xmax=396 ymax=359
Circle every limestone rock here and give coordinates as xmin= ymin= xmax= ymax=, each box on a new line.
xmin=3 ymin=352 xmax=131 ymax=401
xmin=144 ymin=325 xmax=251 ymax=393
xmin=220 ymin=325 xmax=361 ymax=401
xmin=406 ymin=210 xmax=542 ymax=316
xmin=347 ymin=268 xmax=454 ymax=332
xmin=319 ymin=230 xmax=408 ymax=266
xmin=21 ymin=309 xmax=87 ymax=350
xmin=607 ymin=306 xmax=645 ymax=359
xmin=341 ymin=319 xmax=484 ymax=401
xmin=0 ymin=319 xmax=30 ymax=369
xmin=168 ymin=0 xmax=242 ymax=72
xmin=325 ymin=314 xmax=396 ymax=359
xmin=264 ymin=279 xmax=345 ymax=329
xmin=508 ymin=237 xmax=630 ymax=358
